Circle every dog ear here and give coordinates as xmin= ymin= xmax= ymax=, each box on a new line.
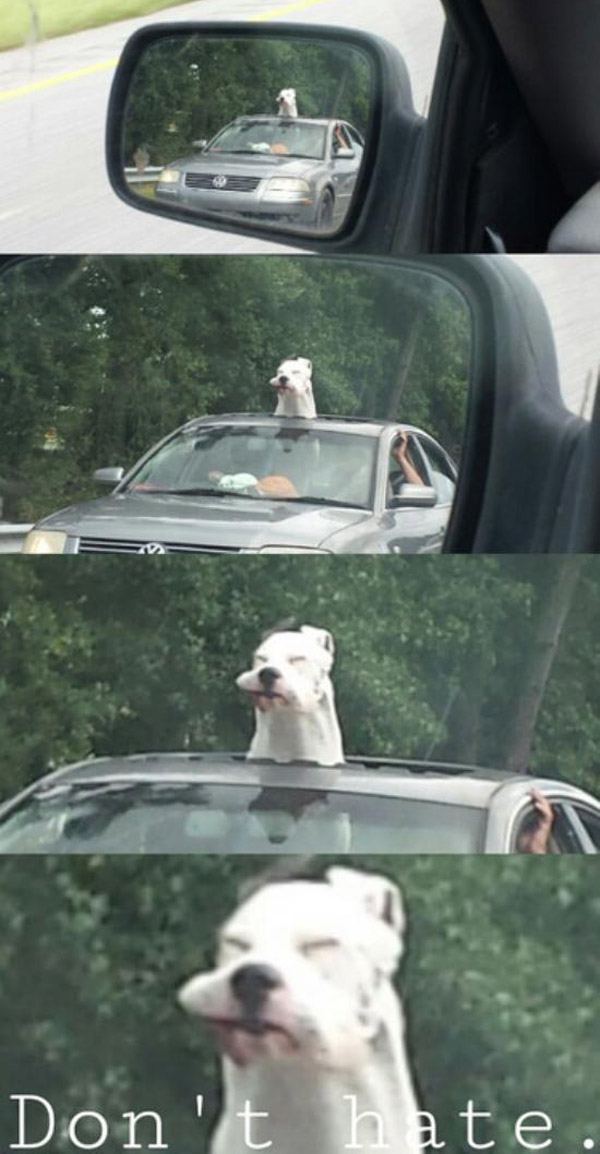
xmin=300 ymin=625 xmax=335 ymax=669
xmin=326 ymin=867 xmax=405 ymax=939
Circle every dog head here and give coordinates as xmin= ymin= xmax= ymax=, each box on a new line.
xmin=276 ymin=88 xmax=298 ymax=117
xmin=178 ymin=867 xmax=404 ymax=1070
xmin=236 ymin=623 xmax=334 ymax=714
xmin=270 ymin=356 xmax=313 ymax=400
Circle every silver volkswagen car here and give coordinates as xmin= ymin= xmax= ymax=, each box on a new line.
xmin=22 ymin=414 xmax=457 ymax=555
xmin=0 ymin=754 xmax=598 ymax=854
xmin=153 ymin=116 xmax=364 ymax=228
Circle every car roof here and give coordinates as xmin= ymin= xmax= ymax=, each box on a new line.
xmin=22 ymin=751 xmax=573 ymax=809
xmin=233 ymin=116 xmax=338 ymax=128
xmin=181 ymin=413 xmax=424 ymax=438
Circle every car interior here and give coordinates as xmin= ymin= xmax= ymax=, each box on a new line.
xmin=402 ymin=0 xmax=600 ymax=255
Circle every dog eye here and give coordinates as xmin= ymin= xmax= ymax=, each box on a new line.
xmin=289 ymin=656 xmax=306 ymax=665
xmin=300 ymin=938 xmax=340 ymax=955
xmin=219 ymin=936 xmax=250 ymax=961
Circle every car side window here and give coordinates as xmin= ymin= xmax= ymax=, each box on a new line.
xmin=513 ymin=803 xmax=582 ymax=854
xmin=571 ymin=807 xmax=600 ymax=850
xmin=331 ymin=124 xmax=352 ymax=155
xmin=417 ymin=438 xmax=456 ymax=503
xmin=387 ymin=435 xmax=429 ymax=504
xmin=346 ymin=125 xmax=364 ymax=152
xmin=405 ymin=438 xmax=432 ymax=484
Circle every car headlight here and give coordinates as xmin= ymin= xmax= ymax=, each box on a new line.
xmin=266 ymin=177 xmax=311 ymax=199
xmin=158 ymin=168 xmax=181 ymax=185
xmin=22 ymin=530 xmax=68 ymax=554
xmin=256 ymin=546 xmax=332 ymax=554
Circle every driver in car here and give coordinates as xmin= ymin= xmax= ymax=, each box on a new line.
xmin=388 ymin=431 xmax=426 ymax=500
xmin=517 ymin=789 xmax=555 ymax=853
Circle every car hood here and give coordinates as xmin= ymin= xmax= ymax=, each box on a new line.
xmin=172 ymin=153 xmax=319 ymax=177
xmin=38 ymin=491 xmax=371 ymax=549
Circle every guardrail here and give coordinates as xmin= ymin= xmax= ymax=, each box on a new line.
xmin=0 ymin=524 xmax=32 ymax=554
xmin=124 ymin=166 xmax=163 ymax=185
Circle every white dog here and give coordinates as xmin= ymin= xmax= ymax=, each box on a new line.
xmin=178 ymin=867 xmax=421 ymax=1154
xmin=236 ymin=623 xmax=344 ymax=766
xmin=270 ymin=357 xmax=316 ymax=418
xmin=277 ymin=88 xmax=298 ymax=117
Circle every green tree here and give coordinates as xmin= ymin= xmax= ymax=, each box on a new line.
xmin=1 ymin=856 xmax=598 ymax=1154
xmin=0 ymin=557 xmax=598 ymax=800
xmin=0 ymin=256 xmax=470 ymax=522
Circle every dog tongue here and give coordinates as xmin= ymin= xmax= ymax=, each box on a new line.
xmin=219 ymin=1026 xmax=260 ymax=1067
xmin=254 ymin=693 xmax=276 ymax=713
xmin=213 ymin=1024 xmax=295 ymax=1066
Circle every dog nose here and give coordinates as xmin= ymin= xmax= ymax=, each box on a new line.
xmin=278 ymin=374 xmax=289 ymax=384
xmin=231 ymin=964 xmax=282 ymax=1013
xmin=258 ymin=666 xmax=280 ymax=689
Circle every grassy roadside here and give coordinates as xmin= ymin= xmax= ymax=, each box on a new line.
xmin=0 ymin=0 xmax=200 ymax=52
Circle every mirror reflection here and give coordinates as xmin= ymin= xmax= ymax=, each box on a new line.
xmin=121 ymin=36 xmax=375 ymax=235
xmin=0 ymin=256 xmax=471 ymax=554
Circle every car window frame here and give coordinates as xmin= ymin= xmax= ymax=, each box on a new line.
xmin=508 ymin=796 xmax=586 ymax=854
xmin=416 ymin=434 xmax=457 ymax=504
xmin=560 ymin=803 xmax=600 ymax=853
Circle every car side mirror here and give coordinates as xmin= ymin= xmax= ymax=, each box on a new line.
xmin=106 ymin=22 xmax=420 ymax=248
xmin=388 ymin=484 xmax=437 ymax=509
xmin=93 ymin=467 xmax=124 ymax=485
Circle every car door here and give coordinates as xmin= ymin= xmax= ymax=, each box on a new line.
xmin=329 ymin=123 xmax=360 ymax=219
xmin=376 ymin=430 xmax=447 ymax=554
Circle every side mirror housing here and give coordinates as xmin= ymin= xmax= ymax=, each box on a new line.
xmin=93 ymin=467 xmax=125 ymax=486
xmin=105 ymin=22 xmax=420 ymax=251
xmin=388 ymin=484 xmax=437 ymax=509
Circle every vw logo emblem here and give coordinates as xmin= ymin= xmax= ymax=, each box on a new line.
xmin=212 ymin=174 xmax=227 ymax=189
xmin=138 ymin=542 xmax=167 ymax=555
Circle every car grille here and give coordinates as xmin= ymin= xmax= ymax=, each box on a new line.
xmin=184 ymin=173 xmax=261 ymax=192
xmin=76 ymin=537 xmax=241 ymax=555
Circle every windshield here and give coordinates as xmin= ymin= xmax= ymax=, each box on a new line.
xmin=207 ymin=120 xmax=328 ymax=160
xmin=0 ymin=783 xmax=485 ymax=853
xmin=127 ymin=424 xmax=378 ymax=509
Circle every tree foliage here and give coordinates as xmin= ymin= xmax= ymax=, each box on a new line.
xmin=0 ymin=256 xmax=470 ymax=522
xmin=122 ymin=36 xmax=374 ymax=167
xmin=1 ymin=856 xmax=598 ymax=1153
xmin=0 ymin=556 xmax=598 ymax=801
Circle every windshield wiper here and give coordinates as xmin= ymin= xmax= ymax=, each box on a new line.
xmin=215 ymin=149 xmax=269 ymax=155
xmin=136 ymin=486 xmax=259 ymax=499
xmin=275 ymin=496 xmax=366 ymax=510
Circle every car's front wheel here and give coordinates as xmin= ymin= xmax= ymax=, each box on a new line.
xmin=316 ymin=188 xmax=335 ymax=229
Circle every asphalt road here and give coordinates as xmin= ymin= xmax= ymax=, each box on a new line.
xmin=0 ymin=0 xmax=444 ymax=253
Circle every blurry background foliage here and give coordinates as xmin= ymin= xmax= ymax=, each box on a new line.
xmin=0 ymin=255 xmax=470 ymax=522
xmin=0 ymin=556 xmax=598 ymax=800
xmin=123 ymin=37 xmax=374 ymax=167
xmin=0 ymin=856 xmax=598 ymax=1154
